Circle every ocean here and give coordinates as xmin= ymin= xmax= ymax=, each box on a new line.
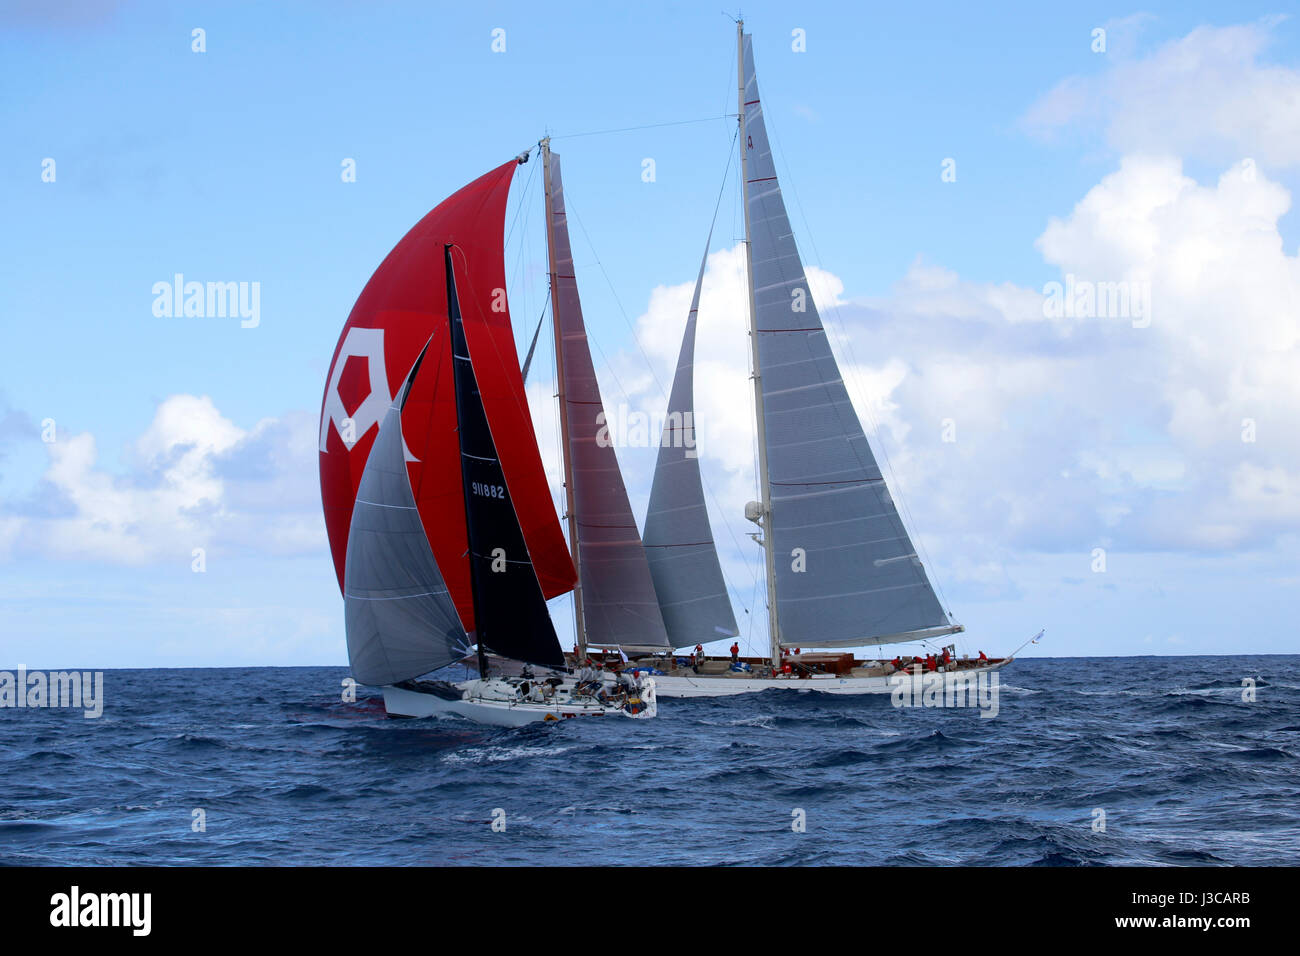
xmin=2 ymin=656 xmax=1297 ymax=866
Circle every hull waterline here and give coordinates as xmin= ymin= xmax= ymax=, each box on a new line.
xmin=381 ymin=677 xmax=656 ymax=725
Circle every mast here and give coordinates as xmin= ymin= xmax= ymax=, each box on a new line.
xmin=736 ymin=32 xmax=961 ymax=652
xmin=541 ymin=137 xmax=588 ymax=661
xmin=738 ymin=21 xmax=782 ymax=669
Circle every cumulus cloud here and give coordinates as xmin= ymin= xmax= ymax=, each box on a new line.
xmin=1024 ymin=18 xmax=1300 ymax=167
xmin=1 ymin=395 xmax=325 ymax=565
xmin=597 ymin=150 xmax=1300 ymax=583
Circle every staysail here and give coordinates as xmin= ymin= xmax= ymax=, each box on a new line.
xmin=320 ymin=159 xmax=576 ymax=634
xmin=741 ymin=33 xmax=959 ymax=648
xmin=343 ymin=347 xmax=469 ymax=686
xmin=543 ymin=148 xmax=671 ymax=651
xmin=446 ymin=246 xmax=565 ymax=670
xmin=642 ymin=234 xmax=739 ymax=648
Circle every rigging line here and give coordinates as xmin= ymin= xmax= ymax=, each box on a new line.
xmin=506 ymin=162 xmax=540 ymax=355
xmin=504 ymin=155 xmax=539 ymax=249
xmin=765 ymin=105 xmax=958 ymax=633
xmin=505 ymin=156 xmax=541 ymax=343
xmin=746 ymin=568 xmax=760 ymax=656
xmin=550 ymin=114 xmax=735 ymax=141
xmin=564 ymin=129 xmax=761 ymax=612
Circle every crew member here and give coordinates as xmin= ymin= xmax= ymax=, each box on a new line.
xmin=730 ymin=642 xmax=740 ymax=663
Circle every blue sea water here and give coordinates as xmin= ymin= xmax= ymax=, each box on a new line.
xmin=1 ymin=656 xmax=1297 ymax=866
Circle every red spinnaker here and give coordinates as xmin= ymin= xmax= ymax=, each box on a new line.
xmin=319 ymin=160 xmax=576 ymax=630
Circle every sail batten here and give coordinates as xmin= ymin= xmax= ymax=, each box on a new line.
xmin=742 ymin=33 xmax=953 ymax=649
xmin=643 ymin=231 xmax=739 ymax=649
xmin=544 ymin=149 xmax=672 ymax=651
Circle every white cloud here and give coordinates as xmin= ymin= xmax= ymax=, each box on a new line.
xmin=1024 ymin=18 xmax=1300 ymax=167
xmin=597 ymin=152 xmax=1300 ymax=576
xmin=2 ymin=395 xmax=325 ymax=565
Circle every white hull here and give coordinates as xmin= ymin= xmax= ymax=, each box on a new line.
xmin=650 ymin=661 xmax=1009 ymax=698
xmin=382 ymin=677 xmax=656 ymax=725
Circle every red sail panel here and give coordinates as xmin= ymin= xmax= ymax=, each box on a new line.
xmin=319 ymin=160 xmax=576 ymax=630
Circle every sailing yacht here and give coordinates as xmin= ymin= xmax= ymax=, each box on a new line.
xmin=319 ymin=157 xmax=655 ymax=724
xmin=628 ymin=23 xmax=1016 ymax=697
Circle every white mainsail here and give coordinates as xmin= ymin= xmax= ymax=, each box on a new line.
xmin=642 ymin=233 xmax=740 ymax=649
xmin=741 ymin=32 xmax=959 ymax=649
xmin=343 ymin=354 xmax=470 ymax=685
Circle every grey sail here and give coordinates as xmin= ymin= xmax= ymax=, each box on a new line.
xmin=344 ymin=354 xmax=469 ymax=685
xmin=643 ymin=235 xmax=739 ymax=648
xmin=545 ymin=149 xmax=672 ymax=651
xmin=742 ymin=33 xmax=958 ymax=648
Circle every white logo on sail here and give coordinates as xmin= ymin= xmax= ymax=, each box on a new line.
xmin=319 ymin=327 xmax=416 ymax=460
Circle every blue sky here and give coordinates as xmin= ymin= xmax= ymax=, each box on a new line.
xmin=2 ymin=0 xmax=1299 ymax=667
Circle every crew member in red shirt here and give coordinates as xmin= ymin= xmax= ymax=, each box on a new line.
xmin=730 ymin=642 xmax=740 ymax=663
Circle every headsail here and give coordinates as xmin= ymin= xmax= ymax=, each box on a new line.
xmin=543 ymin=149 xmax=671 ymax=651
xmin=320 ymin=160 xmax=576 ymax=633
xmin=446 ymin=246 xmax=565 ymax=670
xmin=343 ymin=347 xmax=469 ymax=686
xmin=642 ymin=234 xmax=739 ymax=648
xmin=741 ymin=34 xmax=958 ymax=648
